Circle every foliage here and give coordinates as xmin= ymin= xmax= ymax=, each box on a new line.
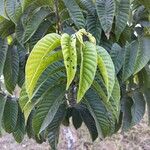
xmin=0 ymin=0 xmax=150 ymax=149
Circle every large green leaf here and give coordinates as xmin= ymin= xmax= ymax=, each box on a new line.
xmin=3 ymin=45 xmax=19 ymax=94
xmin=139 ymin=0 xmax=150 ymax=10
xmin=115 ymin=0 xmax=130 ymax=40
xmin=3 ymin=99 xmax=18 ymax=133
xmin=96 ymin=0 xmax=115 ymax=37
xmin=32 ymin=85 xmax=65 ymax=134
xmin=97 ymin=46 xmax=115 ymax=99
xmin=0 ymin=37 xmax=8 ymax=75
xmin=0 ymin=93 xmax=6 ymax=134
xmin=23 ymin=7 xmax=50 ymax=43
xmin=77 ymin=41 xmax=97 ymax=102
xmin=63 ymin=0 xmax=85 ymax=28
xmin=5 ymin=0 xmax=22 ymax=24
xmin=25 ymin=33 xmax=62 ymax=98
xmin=13 ymin=106 xmax=26 ymax=143
xmin=61 ymin=33 xmax=77 ymax=89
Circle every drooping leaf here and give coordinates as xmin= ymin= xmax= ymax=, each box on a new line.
xmin=77 ymin=41 xmax=97 ymax=102
xmin=3 ymin=45 xmax=19 ymax=94
xmin=63 ymin=0 xmax=85 ymax=28
xmin=115 ymin=0 xmax=130 ymax=40
xmin=5 ymin=0 xmax=22 ymax=24
xmin=32 ymin=85 xmax=65 ymax=134
xmin=13 ymin=106 xmax=26 ymax=143
xmin=3 ymin=99 xmax=18 ymax=133
xmin=61 ymin=33 xmax=77 ymax=89
xmin=0 ymin=37 xmax=8 ymax=75
xmin=96 ymin=0 xmax=115 ymax=37
xmin=97 ymin=46 xmax=115 ymax=99
xmin=25 ymin=33 xmax=62 ymax=98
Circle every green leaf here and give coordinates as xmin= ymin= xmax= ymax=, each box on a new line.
xmin=139 ymin=0 xmax=150 ymax=10
xmin=115 ymin=0 xmax=130 ymax=40
xmin=79 ymin=104 xmax=98 ymax=141
xmin=5 ymin=0 xmax=22 ymax=24
xmin=86 ymin=14 xmax=102 ymax=45
xmin=61 ymin=33 xmax=77 ymax=89
xmin=97 ymin=46 xmax=115 ymax=99
xmin=22 ymin=0 xmax=36 ymax=10
xmin=84 ymin=88 xmax=112 ymax=138
xmin=63 ymin=0 xmax=85 ymax=28
xmin=32 ymin=85 xmax=65 ymax=134
xmin=96 ymin=0 xmax=115 ymax=37
xmin=47 ymin=104 xmax=66 ymax=150
xmin=123 ymin=36 xmax=150 ymax=81
xmin=131 ymin=91 xmax=145 ymax=125
xmin=3 ymin=45 xmax=19 ymax=94
xmin=79 ymin=0 xmax=95 ymax=15
xmin=0 ymin=93 xmax=6 ymax=135
xmin=0 ymin=0 xmax=9 ymax=19
xmin=3 ymin=99 xmax=18 ymax=133
xmin=122 ymin=96 xmax=133 ymax=131
xmin=122 ymin=41 xmax=138 ymax=81
xmin=13 ymin=106 xmax=26 ymax=143
xmin=19 ymin=84 xmax=29 ymax=111
xmin=110 ymin=43 xmax=124 ymax=74
xmin=134 ymin=36 xmax=150 ymax=74
xmin=23 ymin=7 xmax=50 ymax=43
xmin=25 ymin=33 xmax=62 ymax=98
xmin=0 ymin=37 xmax=8 ymax=75
xmin=72 ymin=108 xmax=82 ymax=129
xmin=77 ymin=41 xmax=97 ymax=102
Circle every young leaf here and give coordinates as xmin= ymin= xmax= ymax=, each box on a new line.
xmin=97 ymin=46 xmax=115 ymax=100
xmin=61 ymin=33 xmax=77 ymax=89
xmin=77 ymin=41 xmax=97 ymax=102
xmin=25 ymin=33 xmax=62 ymax=98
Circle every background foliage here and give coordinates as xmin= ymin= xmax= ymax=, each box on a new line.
xmin=0 ymin=0 xmax=150 ymax=149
